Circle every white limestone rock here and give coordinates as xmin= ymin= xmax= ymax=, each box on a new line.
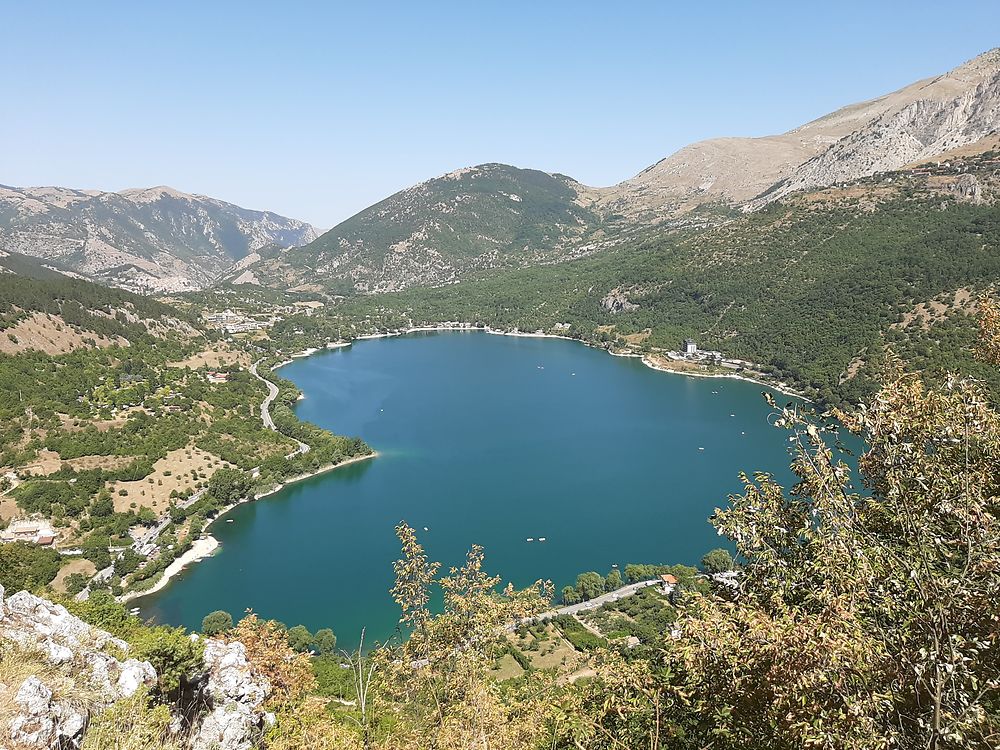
xmin=191 ymin=639 xmax=271 ymax=750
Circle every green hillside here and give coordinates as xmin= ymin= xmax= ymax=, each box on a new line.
xmin=263 ymin=163 xmax=608 ymax=293
xmin=0 ymin=258 xmax=370 ymax=599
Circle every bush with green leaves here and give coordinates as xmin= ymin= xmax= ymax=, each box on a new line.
xmin=201 ymin=609 xmax=234 ymax=636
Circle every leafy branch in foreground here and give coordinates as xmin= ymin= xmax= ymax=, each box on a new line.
xmin=379 ymin=522 xmax=555 ymax=750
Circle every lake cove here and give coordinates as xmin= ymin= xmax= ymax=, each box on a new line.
xmin=138 ymin=331 xmax=805 ymax=648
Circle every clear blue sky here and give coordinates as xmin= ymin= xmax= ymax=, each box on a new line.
xmin=2 ymin=2 xmax=998 ymax=227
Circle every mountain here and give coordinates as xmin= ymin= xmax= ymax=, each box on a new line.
xmin=247 ymin=49 xmax=1000 ymax=295
xmin=250 ymin=164 xmax=608 ymax=294
xmin=611 ymin=48 xmax=1000 ymax=216
xmin=0 ymin=184 xmax=318 ymax=294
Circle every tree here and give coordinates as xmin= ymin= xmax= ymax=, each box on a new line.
xmin=81 ymin=534 xmax=111 ymax=570
xmin=561 ymin=585 xmax=581 ymax=605
xmin=286 ymin=624 xmax=314 ymax=653
xmin=605 ymin=568 xmax=623 ymax=591
xmin=90 ymin=495 xmax=114 ymax=518
xmin=64 ymin=572 xmax=89 ymax=596
xmin=113 ymin=548 xmax=141 ymax=577
xmin=206 ymin=468 xmax=253 ymax=505
xmin=0 ymin=542 xmax=61 ymax=591
xmin=575 ymin=571 xmax=605 ymax=601
xmin=378 ymin=523 xmax=553 ymax=749
xmin=313 ymin=627 xmax=336 ymax=655
xmin=201 ymin=610 xmax=233 ymax=636
xmin=699 ymin=548 xmax=734 ymax=575
xmin=569 ymin=305 xmax=1000 ymax=750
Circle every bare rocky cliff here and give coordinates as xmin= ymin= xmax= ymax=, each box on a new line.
xmin=748 ymin=48 xmax=1000 ymax=207
xmin=612 ymin=48 xmax=1000 ymax=216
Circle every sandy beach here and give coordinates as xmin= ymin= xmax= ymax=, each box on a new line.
xmin=120 ymin=535 xmax=219 ymax=603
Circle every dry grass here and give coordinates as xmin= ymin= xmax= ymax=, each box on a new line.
xmin=20 ymin=449 xmax=134 ymax=478
xmin=893 ymin=288 xmax=978 ymax=331
xmin=80 ymin=687 xmax=181 ymax=750
xmin=622 ymin=329 xmax=651 ymax=345
xmin=0 ymin=312 xmax=126 ymax=355
xmin=57 ymin=413 xmax=132 ymax=433
xmin=905 ymin=136 xmax=1000 ymax=166
xmin=168 ymin=343 xmax=250 ymax=370
xmin=491 ymin=622 xmax=583 ymax=681
xmin=491 ymin=653 xmax=524 ymax=681
xmin=0 ymin=495 xmax=19 ymax=522
xmin=109 ymin=446 xmax=232 ymax=513
xmin=51 ymin=559 xmax=97 ymax=594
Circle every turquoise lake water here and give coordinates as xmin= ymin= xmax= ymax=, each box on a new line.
xmin=138 ymin=331 xmax=806 ymax=648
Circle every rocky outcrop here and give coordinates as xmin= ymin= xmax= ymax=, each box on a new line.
xmin=0 ymin=584 xmax=157 ymax=748
xmin=9 ymin=676 xmax=87 ymax=748
xmin=191 ymin=639 xmax=271 ymax=750
xmin=949 ymin=173 xmax=985 ymax=204
xmin=601 ymin=289 xmax=639 ymax=314
xmin=746 ymin=51 xmax=1000 ymax=208
xmin=0 ymin=585 xmax=275 ymax=750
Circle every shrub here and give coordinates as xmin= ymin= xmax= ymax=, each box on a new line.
xmin=201 ymin=609 xmax=234 ymax=636
xmin=131 ymin=625 xmax=204 ymax=694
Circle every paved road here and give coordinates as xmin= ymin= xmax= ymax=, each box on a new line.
xmin=515 ymin=579 xmax=662 ymax=628
xmin=250 ymin=358 xmax=310 ymax=457
xmin=250 ymin=359 xmax=279 ymax=430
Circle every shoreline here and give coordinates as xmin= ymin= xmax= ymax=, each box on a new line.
xmin=640 ymin=354 xmax=809 ymax=401
xmin=309 ymin=323 xmax=808 ymax=400
xmin=120 ymin=535 xmax=219 ymax=603
xmin=125 ymin=451 xmax=377 ymax=606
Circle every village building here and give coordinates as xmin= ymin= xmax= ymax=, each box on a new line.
xmin=1 ymin=520 xmax=57 ymax=546
xmin=659 ymin=573 xmax=678 ymax=594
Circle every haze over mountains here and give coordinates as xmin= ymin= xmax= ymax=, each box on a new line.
xmin=0 ymin=184 xmax=317 ymax=293
xmin=0 ymin=49 xmax=997 ymax=297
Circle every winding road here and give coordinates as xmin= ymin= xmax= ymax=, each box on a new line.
xmin=250 ymin=358 xmax=309 ymax=457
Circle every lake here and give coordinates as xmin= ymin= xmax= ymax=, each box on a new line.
xmin=138 ymin=331 xmax=804 ymax=648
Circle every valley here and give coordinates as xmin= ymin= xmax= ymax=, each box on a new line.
xmin=1 ymin=38 xmax=999 ymax=750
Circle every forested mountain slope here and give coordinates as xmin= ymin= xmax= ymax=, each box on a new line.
xmin=250 ymin=164 xmax=613 ymax=294
xmin=0 ymin=257 xmax=369 ymax=607
xmin=0 ymin=184 xmax=317 ymax=294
